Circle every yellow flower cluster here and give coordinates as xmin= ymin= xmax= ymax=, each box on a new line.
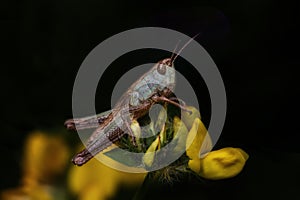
xmin=141 ymin=106 xmax=249 ymax=180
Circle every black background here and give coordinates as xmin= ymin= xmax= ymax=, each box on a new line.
xmin=1 ymin=0 xmax=300 ymax=199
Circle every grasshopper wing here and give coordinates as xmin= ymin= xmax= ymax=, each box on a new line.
xmin=64 ymin=109 xmax=114 ymax=131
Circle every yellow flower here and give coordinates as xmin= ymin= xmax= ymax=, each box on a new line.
xmin=185 ymin=117 xmax=249 ymax=180
xmin=199 ymin=147 xmax=249 ymax=180
xmin=24 ymin=131 xmax=70 ymax=182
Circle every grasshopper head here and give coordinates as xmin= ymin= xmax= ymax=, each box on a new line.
xmin=161 ymin=58 xmax=173 ymax=67
xmin=151 ymin=57 xmax=175 ymax=92
xmin=156 ymin=58 xmax=173 ymax=75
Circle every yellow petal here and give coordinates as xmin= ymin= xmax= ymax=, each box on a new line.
xmin=186 ymin=118 xmax=211 ymax=160
xmin=172 ymin=116 xmax=188 ymax=153
xmin=199 ymin=147 xmax=249 ymax=180
xmin=143 ymin=136 xmax=160 ymax=167
xmin=130 ymin=120 xmax=141 ymax=138
xmin=159 ymin=124 xmax=166 ymax=145
xmin=130 ymin=120 xmax=143 ymax=151
xmin=186 ymin=118 xmax=213 ymax=173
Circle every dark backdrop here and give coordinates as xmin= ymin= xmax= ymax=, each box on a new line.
xmin=1 ymin=0 xmax=300 ymax=199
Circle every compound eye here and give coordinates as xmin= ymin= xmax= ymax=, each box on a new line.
xmin=157 ymin=64 xmax=166 ymax=75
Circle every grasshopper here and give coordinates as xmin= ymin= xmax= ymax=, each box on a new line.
xmin=65 ymin=37 xmax=196 ymax=166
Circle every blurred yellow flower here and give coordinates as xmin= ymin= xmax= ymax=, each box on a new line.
xmin=1 ymin=130 xmax=70 ymax=200
xmin=68 ymin=145 xmax=146 ymax=200
xmin=22 ymin=131 xmax=70 ymax=184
